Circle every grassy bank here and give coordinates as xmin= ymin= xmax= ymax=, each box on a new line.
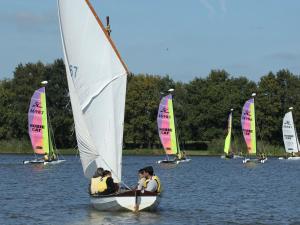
xmin=0 ymin=139 xmax=286 ymax=156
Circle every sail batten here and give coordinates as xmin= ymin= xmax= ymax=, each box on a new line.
xmin=241 ymin=98 xmax=256 ymax=154
xmin=157 ymin=94 xmax=179 ymax=155
xmin=58 ymin=0 xmax=127 ymax=182
xmin=282 ymin=111 xmax=299 ymax=153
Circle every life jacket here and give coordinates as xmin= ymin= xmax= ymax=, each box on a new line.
xmin=90 ymin=177 xmax=101 ymax=194
xmin=98 ymin=176 xmax=108 ymax=193
xmin=143 ymin=175 xmax=162 ymax=193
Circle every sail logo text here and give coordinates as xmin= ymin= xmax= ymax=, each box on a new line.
xmin=159 ymin=128 xmax=172 ymax=135
xmin=30 ymin=124 xmax=44 ymax=132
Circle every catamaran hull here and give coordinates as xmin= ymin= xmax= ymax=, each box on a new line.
xmin=221 ymin=155 xmax=243 ymax=159
xmin=242 ymin=158 xmax=267 ymax=164
xmin=278 ymin=156 xmax=300 ymax=160
xmin=23 ymin=159 xmax=65 ymax=165
xmin=91 ymin=191 xmax=160 ymax=212
xmin=157 ymin=159 xmax=191 ymax=164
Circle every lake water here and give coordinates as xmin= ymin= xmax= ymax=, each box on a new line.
xmin=1 ymin=155 xmax=300 ymax=225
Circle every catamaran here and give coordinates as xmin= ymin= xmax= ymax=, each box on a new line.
xmin=157 ymin=92 xmax=190 ymax=164
xmin=279 ymin=107 xmax=300 ymax=160
xmin=24 ymin=82 xmax=65 ymax=165
xmin=221 ymin=109 xmax=242 ymax=159
xmin=241 ymin=93 xmax=267 ymax=164
xmin=58 ymin=0 xmax=160 ymax=211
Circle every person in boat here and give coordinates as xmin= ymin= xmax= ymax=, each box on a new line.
xmin=50 ymin=153 xmax=57 ymax=161
xmin=97 ymin=170 xmax=118 ymax=195
xmin=142 ymin=166 xmax=161 ymax=193
xmin=292 ymin=152 xmax=295 ymax=157
xmin=44 ymin=153 xmax=49 ymax=162
xmin=136 ymin=168 xmax=146 ymax=190
xmin=89 ymin=167 xmax=104 ymax=195
xmin=181 ymin=151 xmax=187 ymax=160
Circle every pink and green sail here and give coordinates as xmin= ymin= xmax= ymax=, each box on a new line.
xmin=241 ymin=98 xmax=256 ymax=154
xmin=28 ymin=87 xmax=51 ymax=155
xmin=224 ymin=112 xmax=232 ymax=155
xmin=157 ymin=94 xmax=179 ymax=155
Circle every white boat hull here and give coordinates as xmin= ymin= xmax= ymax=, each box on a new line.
xmin=221 ymin=155 xmax=243 ymax=159
xmin=243 ymin=158 xmax=267 ymax=164
xmin=157 ymin=158 xmax=191 ymax=164
xmin=23 ymin=159 xmax=65 ymax=165
xmin=91 ymin=191 xmax=160 ymax=212
xmin=279 ymin=156 xmax=300 ymax=160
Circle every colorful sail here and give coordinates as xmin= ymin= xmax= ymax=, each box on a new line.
xmin=157 ymin=94 xmax=179 ymax=155
xmin=28 ymin=87 xmax=51 ymax=155
xmin=224 ymin=112 xmax=232 ymax=154
xmin=58 ymin=0 xmax=128 ymax=181
xmin=241 ymin=98 xmax=256 ymax=154
xmin=282 ymin=111 xmax=299 ymax=153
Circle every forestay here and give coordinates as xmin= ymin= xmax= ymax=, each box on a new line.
xmin=58 ymin=0 xmax=128 ymax=182
xmin=157 ymin=94 xmax=179 ymax=155
xmin=241 ymin=98 xmax=256 ymax=154
xmin=282 ymin=112 xmax=299 ymax=153
xmin=28 ymin=87 xmax=51 ymax=155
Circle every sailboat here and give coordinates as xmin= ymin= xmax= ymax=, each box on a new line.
xmin=24 ymin=82 xmax=65 ymax=165
xmin=157 ymin=92 xmax=190 ymax=164
xmin=221 ymin=109 xmax=242 ymax=159
xmin=279 ymin=107 xmax=300 ymax=160
xmin=58 ymin=0 xmax=160 ymax=211
xmin=241 ymin=93 xmax=267 ymax=164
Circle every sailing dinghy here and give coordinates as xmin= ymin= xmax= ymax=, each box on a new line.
xmin=241 ymin=94 xmax=267 ymax=164
xmin=24 ymin=82 xmax=65 ymax=165
xmin=279 ymin=107 xmax=300 ymax=160
xmin=58 ymin=0 xmax=160 ymax=211
xmin=221 ymin=109 xmax=243 ymax=159
xmin=157 ymin=93 xmax=190 ymax=164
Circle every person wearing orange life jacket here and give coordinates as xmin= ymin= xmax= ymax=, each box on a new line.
xmin=142 ymin=166 xmax=161 ymax=193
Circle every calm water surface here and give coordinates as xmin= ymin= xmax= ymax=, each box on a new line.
xmin=1 ymin=155 xmax=300 ymax=225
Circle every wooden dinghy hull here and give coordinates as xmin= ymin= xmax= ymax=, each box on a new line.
xmin=23 ymin=159 xmax=65 ymax=165
xmin=91 ymin=190 xmax=160 ymax=212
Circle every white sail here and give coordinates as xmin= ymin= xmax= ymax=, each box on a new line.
xmin=58 ymin=0 xmax=128 ymax=182
xmin=282 ymin=112 xmax=299 ymax=153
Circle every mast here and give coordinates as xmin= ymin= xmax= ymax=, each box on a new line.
xmin=252 ymin=93 xmax=257 ymax=156
xmin=41 ymin=80 xmax=52 ymax=157
xmin=290 ymin=107 xmax=300 ymax=152
xmin=168 ymin=88 xmax=181 ymax=156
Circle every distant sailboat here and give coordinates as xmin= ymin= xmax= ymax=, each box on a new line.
xmin=24 ymin=82 xmax=65 ymax=165
xmin=221 ymin=109 xmax=242 ymax=159
xmin=58 ymin=0 xmax=160 ymax=211
xmin=279 ymin=107 xmax=300 ymax=160
xmin=157 ymin=92 xmax=190 ymax=164
xmin=241 ymin=93 xmax=266 ymax=163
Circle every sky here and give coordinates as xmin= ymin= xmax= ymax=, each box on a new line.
xmin=0 ymin=0 xmax=300 ymax=82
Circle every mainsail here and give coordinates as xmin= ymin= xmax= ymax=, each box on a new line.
xmin=58 ymin=0 xmax=128 ymax=181
xmin=282 ymin=111 xmax=299 ymax=153
xmin=224 ymin=111 xmax=232 ymax=155
xmin=241 ymin=98 xmax=256 ymax=154
xmin=28 ymin=87 xmax=52 ymax=155
xmin=157 ymin=94 xmax=179 ymax=155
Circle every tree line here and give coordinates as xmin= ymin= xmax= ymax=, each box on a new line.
xmin=0 ymin=59 xmax=299 ymax=153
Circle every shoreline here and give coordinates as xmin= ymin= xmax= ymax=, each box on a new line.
xmin=0 ymin=149 xmax=286 ymax=157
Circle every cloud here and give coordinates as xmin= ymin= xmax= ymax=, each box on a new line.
xmin=199 ymin=0 xmax=216 ymax=15
xmin=219 ymin=0 xmax=227 ymax=14
xmin=0 ymin=11 xmax=56 ymax=32
xmin=267 ymin=52 xmax=300 ymax=61
xmin=199 ymin=0 xmax=227 ymax=16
